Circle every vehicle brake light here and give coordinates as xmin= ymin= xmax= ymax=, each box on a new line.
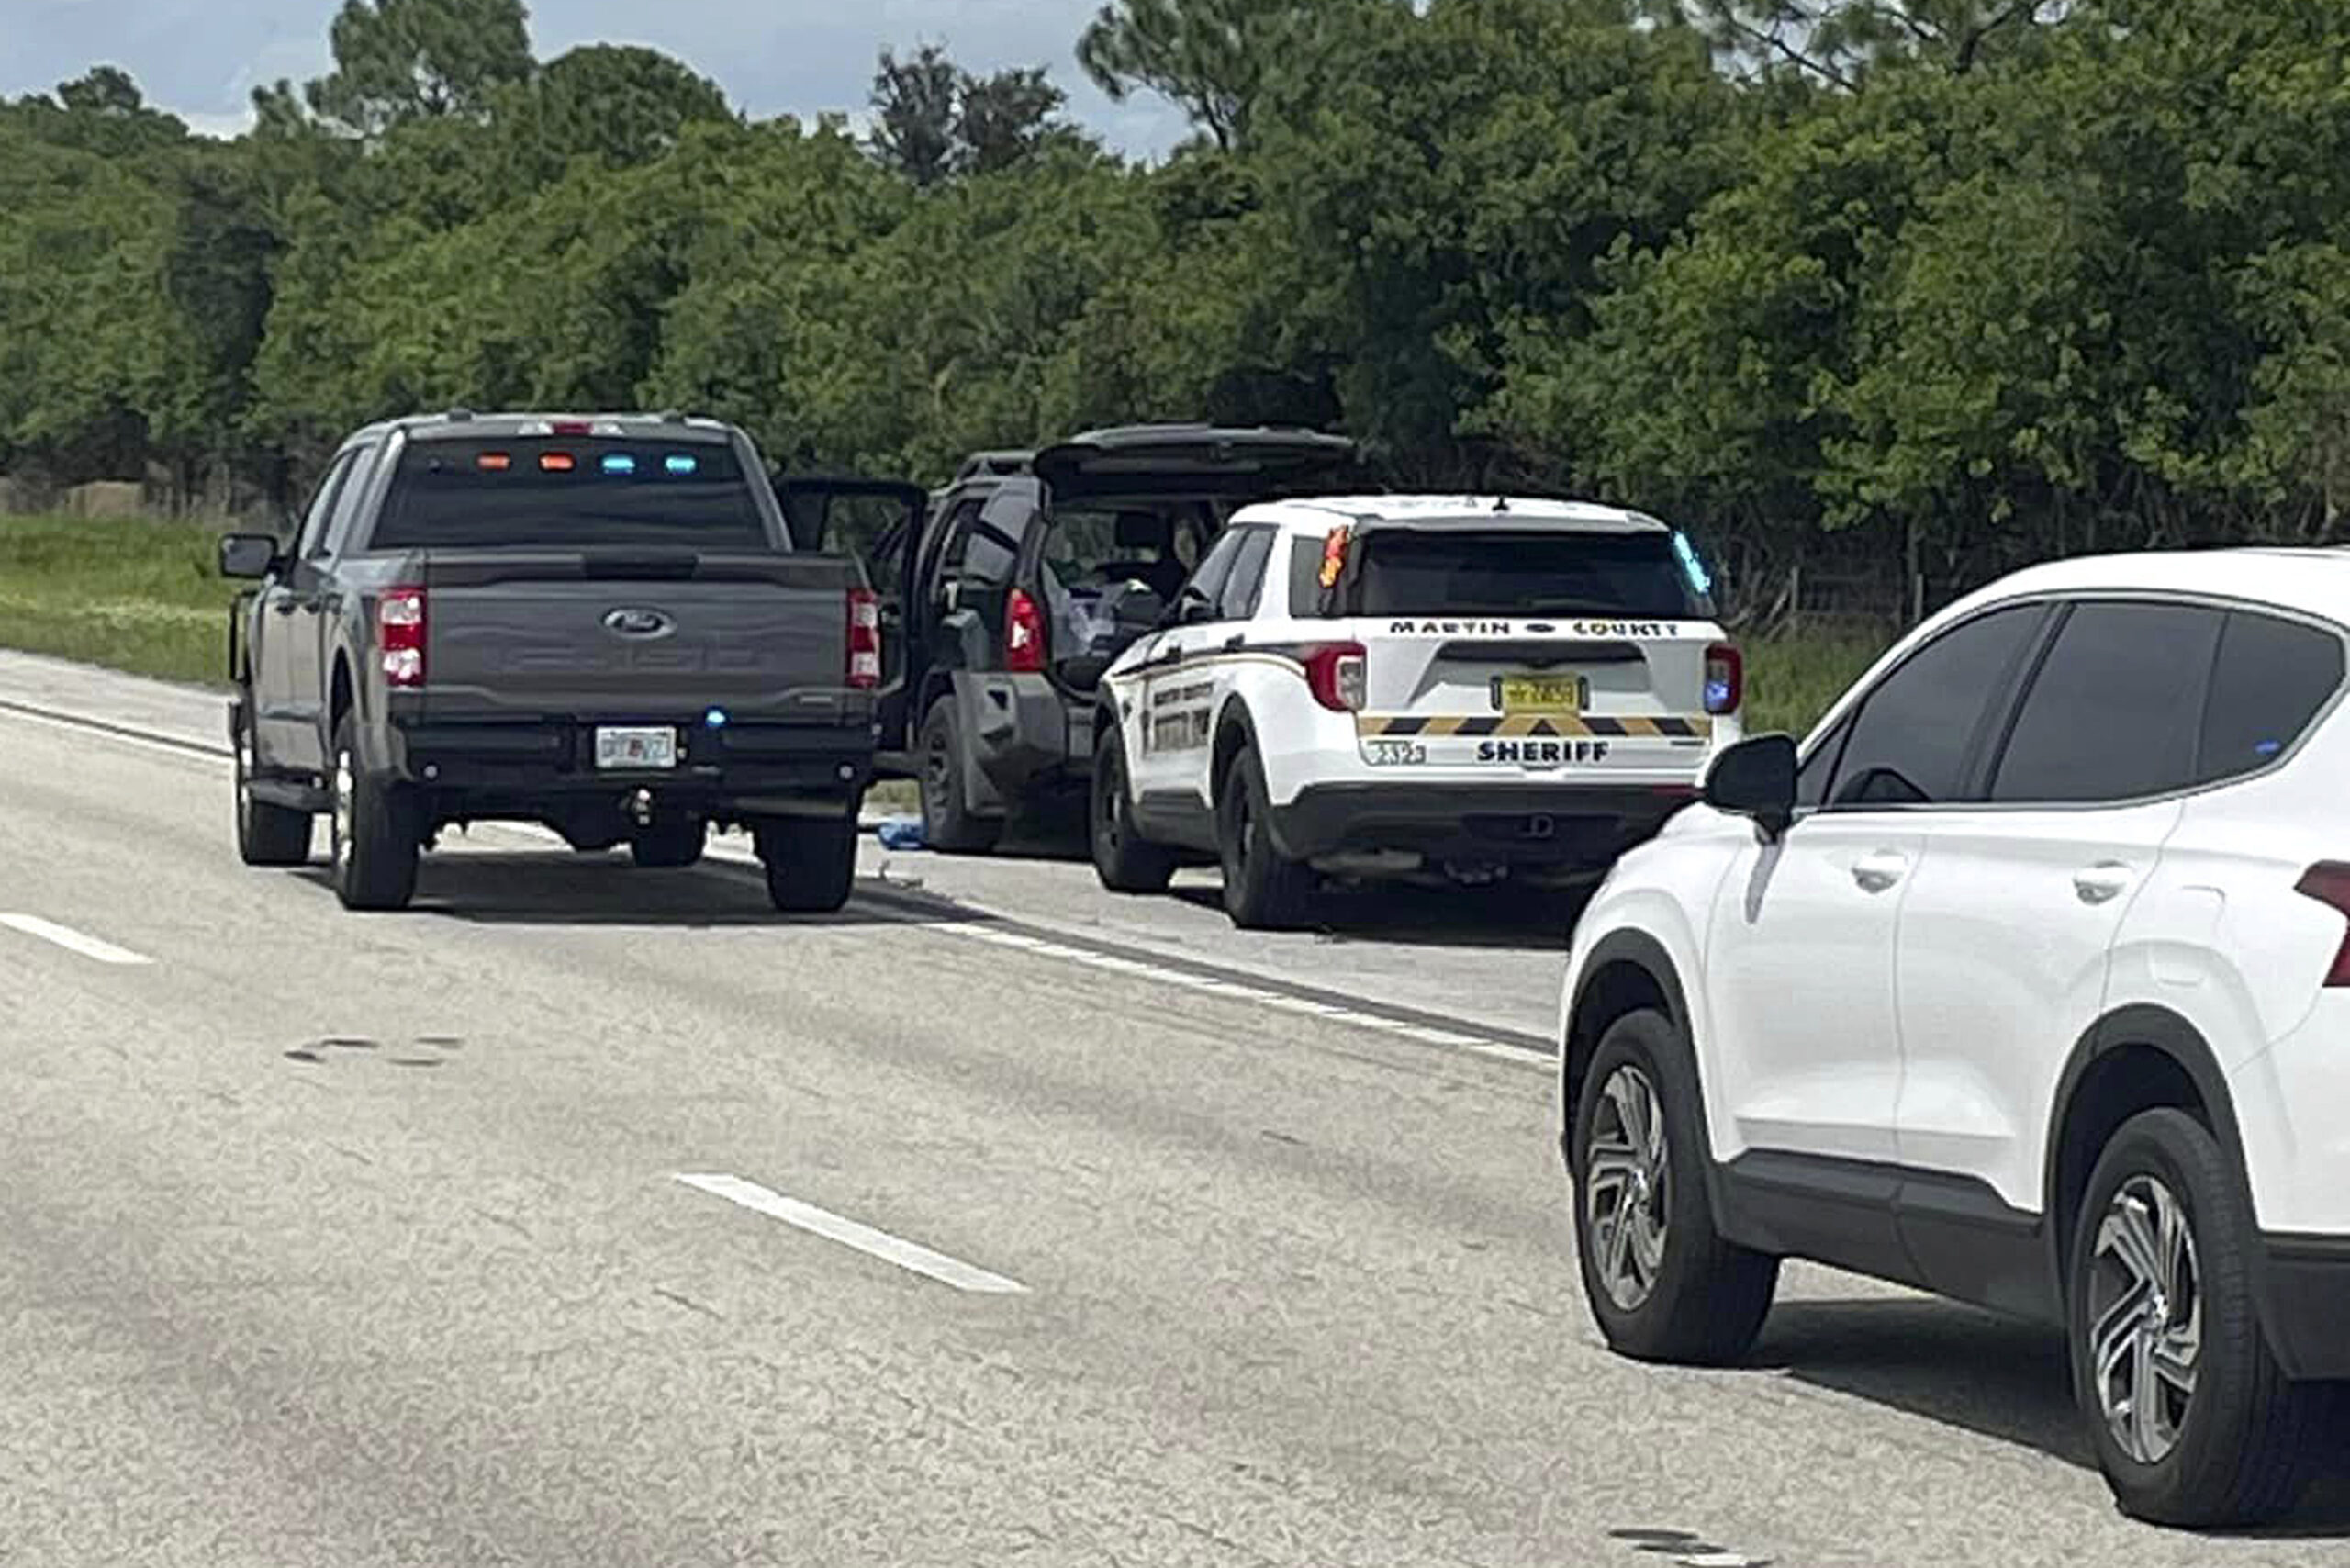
xmin=1705 ymin=643 xmax=1743 ymax=716
xmin=1005 ymin=588 xmax=1046 ymax=674
xmin=1304 ymin=642 xmax=1367 ymax=712
xmin=2294 ymin=864 xmax=2350 ymax=987
xmin=847 ymin=588 xmax=881 ymax=690
xmin=550 ymin=420 xmax=593 ymax=435
xmin=378 ymin=586 xmax=426 ymax=688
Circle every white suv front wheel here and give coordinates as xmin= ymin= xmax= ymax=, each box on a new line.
xmin=1571 ymin=1010 xmax=1778 ymax=1365
xmin=2070 ymin=1109 xmax=2336 ymax=1527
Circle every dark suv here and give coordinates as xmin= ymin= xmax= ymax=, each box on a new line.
xmin=784 ymin=425 xmax=1361 ymax=851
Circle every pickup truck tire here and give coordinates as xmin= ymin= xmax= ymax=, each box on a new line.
xmin=919 ymin=698 xmax=1001 ymax=856
xmin=1215 ymin=743 xmax=1315 ymax=931
xmin=757 ymin=817 xmax=857 ymax=913
xmin=630 ymin=818 xmax=707 ymax=869
xmin=1091 ymin=728 xmax=1176 ymax=893
xmin=234 ymin=701 xmax=312 ymax=868
xmin=329 ymin=711 xmax=420 ymax=912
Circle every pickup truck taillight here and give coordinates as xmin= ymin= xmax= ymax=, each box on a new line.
xmin=1705 ymin=643 xmax=1743 ymax=716
xmin=1303 ymin=642 xmax=1367 ymax=712
xmin=1004 ymin=588 xmax=1046 ymax=675
xmin=378 ymin=586 xmax=426 ymax=688
xmin=2294 ymin=864 xmax=2350 ymax=987
xmin=847 ymin=588 xmax=881 ymax=690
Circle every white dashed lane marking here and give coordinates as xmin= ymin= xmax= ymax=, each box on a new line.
xmin=0 ymin=913 xmax=154 ymax=966
xmin=674 ymin=1172 xmax=1029 ymax=1294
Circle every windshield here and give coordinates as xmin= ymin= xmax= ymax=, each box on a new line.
xmin=370 ymin=437 xmax=769 ymax=551
xmin=1348 ymin=529 xmax=1707 ymax=620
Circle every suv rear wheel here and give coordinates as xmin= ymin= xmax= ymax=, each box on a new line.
xmin=233 ymin=700 xmax=311 ymax=867
xmin=2070 ymin=1108 xmax=2334 ymax=1527
xmin=1215 ymin=743 xmax=1315 ymax=930
xmin=328 ymin=711 xmax=420 ymax=912
xmin=1091 ymin=728 xmax=1176 ymax=893
xmin=919 ymin=697 xmax=1001 ymax=855
xmin=756 ymin=815 xmax=857 ymax=913
xmin=1572 ymin=1009 xmax=1778 ymax=1364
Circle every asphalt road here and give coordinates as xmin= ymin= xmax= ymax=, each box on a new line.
xmin=4 ymin=652 xmax=2346 ymax=1567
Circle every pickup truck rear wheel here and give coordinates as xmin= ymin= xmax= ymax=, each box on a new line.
xmin=919 ymin=698 xmax=1001 ymax=855
xmin=1091 ymin=728 xmax=1177 ymax=893
xmin=756 ymin=816 xmax=857 ymax=913
xmin=630 ymin=817 xmax=707 ymax=868
xmin=1215 ymin=743 xmax=1315 ymax=930
xmin=234 ymin=701 xmax=312 ymax=867
xmin=328 ymin=712 xmax=420 ymax=912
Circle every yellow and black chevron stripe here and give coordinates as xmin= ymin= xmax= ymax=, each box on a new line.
xmin=1356 ymin=714 xmax=1714 ymax=740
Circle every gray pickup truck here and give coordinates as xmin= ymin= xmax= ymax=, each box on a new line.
xmin=218 ymin=411 xmax=888 ymax=913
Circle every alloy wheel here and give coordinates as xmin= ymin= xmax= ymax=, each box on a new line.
xmin=2087 ymin=1173 xmax=2202 ymax=1466
xmin=331 ymin=748 xmax=354 ymax=873
xmin=1585 ymin=1064 xmax=1671 ymax=1312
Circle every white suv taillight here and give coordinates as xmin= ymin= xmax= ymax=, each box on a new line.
xmin=1304 ymin=643 xmax=1367 ymax=712
xmin=1705 ymin=642 xmax=1743 ymax=716
xmin=847 ymin=588 xmax=881 ymax=690
xmin=2294 ymin=864 xmax=2350 ymax=987
xmin=378 ymin=586 xmax=426 ymax=688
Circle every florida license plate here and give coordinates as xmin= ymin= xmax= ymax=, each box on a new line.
xmin=1495 ymin=674 xmax=1588 ymax=713
xmin=594 ymin=725 xmax=679 ymax=770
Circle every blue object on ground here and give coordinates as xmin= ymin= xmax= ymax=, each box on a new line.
xmin=876 ymin=816 xmax=926 ymax=850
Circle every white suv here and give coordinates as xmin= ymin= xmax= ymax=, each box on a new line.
xmin=1557 ymin=549 xmax=2350 ymax=1526
xmin=1089 ymin=497 xmax=1742 ymax=927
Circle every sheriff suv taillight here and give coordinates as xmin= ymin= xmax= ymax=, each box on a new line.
xmin=1304 ymin=642 xmax=1367 ymax=712
xmin=847 ymin=588 xmax=881 ymax=690
xmin=378 ymin=586 xmax=426 ymax=688
xmin=1705 ymin=642 xmax=1743 ymax=716
xmin=2294 ymin=863 xmax=2350 ymax=987
xmin=1004 ymin=588 xmax=1046 ymax=675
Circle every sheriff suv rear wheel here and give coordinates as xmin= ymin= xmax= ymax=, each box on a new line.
xmin=1214 ymin=743 xmax=1314 ymax=930
xmin=2070 ymin=1108 xmax=2335 ymax=1527
xmin=1091 ymin=727 xmax=1176 ymax=893
xmin=1571 ymin=1009 xmax=1778 ymax=1364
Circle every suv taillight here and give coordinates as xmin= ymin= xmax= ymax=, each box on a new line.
xmin=378 ymin=586 xmax=426 ymax=688
xmin=1304 ymin=642 xmax=1367 ymax=712
xmin=847 ymin=588 xmax=881 ymax=690
xmin=1005 ymin=588 xmax=1046 ymax=674
xmin=1705 ymin=642 xmax=1742 ymax=716
xmin=2294 ymin=864 xmax=2350 ymax=987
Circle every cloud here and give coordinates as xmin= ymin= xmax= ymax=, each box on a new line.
xmin=3 ymin=0 xmax=1192 ymax=156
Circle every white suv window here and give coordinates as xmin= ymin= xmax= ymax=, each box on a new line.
xmin=1989 ymin=601 xmax=2223 ymax=804
xmin=2196 ymin=611 xmax=2344 ymax=784
xmin=1818 ymin=603 xmax=2045 ymax=809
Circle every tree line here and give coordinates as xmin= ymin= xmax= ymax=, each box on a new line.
xmin=5 ymin=0 xmax=2349 ymax=619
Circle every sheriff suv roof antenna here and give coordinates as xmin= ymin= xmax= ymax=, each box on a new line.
xmin=1492 ymin=495 xmax=1510 ymax=513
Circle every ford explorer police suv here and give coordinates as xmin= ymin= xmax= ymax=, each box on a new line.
xmin=1088 ymin=497 xmax=1740 ymax=928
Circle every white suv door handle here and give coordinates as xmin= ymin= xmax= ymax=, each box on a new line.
xmin=1852 ymin=849 xmax=1910 ymax=894
xmin=2074 ymin=863 xmax=2135 ymax=905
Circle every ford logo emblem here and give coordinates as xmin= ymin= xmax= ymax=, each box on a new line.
xmin=602 ymin=608 xmax=676 ymax=640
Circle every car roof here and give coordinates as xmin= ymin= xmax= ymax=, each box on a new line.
xmin=1942 ymin=547 xmax=2350 ymax=627
xmin=361 ymin=410 xmax=740 ymax=444
xmin=1237 ymin=495 xmax=1672 ymax=535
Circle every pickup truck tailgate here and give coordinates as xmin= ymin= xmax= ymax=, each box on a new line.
xmin=418 ymin=550 xmax=859 ymax=722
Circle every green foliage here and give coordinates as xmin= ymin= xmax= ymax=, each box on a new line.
xmin=0 ymin=515 xmax=238 ymax=685
xmin=7 ymin=0 xmax=2350 ymax=632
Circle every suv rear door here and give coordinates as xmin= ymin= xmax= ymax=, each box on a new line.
xmin=776 ymin=476 xmax=929 ymax=752
xmin=1327 ymin=520 xmax=1725 ymax=778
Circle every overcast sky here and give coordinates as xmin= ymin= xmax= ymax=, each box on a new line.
xmin=1 ymin=0 xmax=1190 ymax=154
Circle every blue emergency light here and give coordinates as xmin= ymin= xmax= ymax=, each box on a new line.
xmin=665 ymin=454 xmax=699 ymax=476
xmin=601 ymin=454 xmax=637 ymax=476
xmin=1673 ymin=532 xmax=1715 ymax=598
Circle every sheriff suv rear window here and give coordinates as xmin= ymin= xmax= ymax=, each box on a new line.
xmin=1348 ymin=530 xmax=1707 ymax=621
xmin=369 ymin=437 xmax=769 ymax=551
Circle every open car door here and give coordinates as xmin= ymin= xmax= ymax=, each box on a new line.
xmin=774 ymin=475 xmax=931 ymax=755
xmin=1031 ymin=425 xmax=1363 ymax=505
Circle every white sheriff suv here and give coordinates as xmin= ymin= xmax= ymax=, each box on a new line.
xmin=1557 ymin=547 xmax=2350 ymax=1527
xmin=1088 ymin=496 xmax=1742 ymax=927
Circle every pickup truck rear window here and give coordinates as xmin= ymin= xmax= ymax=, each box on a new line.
xmin=370 ymin=438 xmax=770 ymax=551
xmin=1348 ymin=530 xmax=1707 ymax=621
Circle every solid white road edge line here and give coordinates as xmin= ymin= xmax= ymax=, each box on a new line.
xmin=673 ymin=1172 xmax=1029 ymax=1295
xmin=0 ymin=913 xmax=154 ymax=966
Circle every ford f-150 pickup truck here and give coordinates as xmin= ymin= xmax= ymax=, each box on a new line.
xmin=218 ymin=410 xmax=887 ymax=914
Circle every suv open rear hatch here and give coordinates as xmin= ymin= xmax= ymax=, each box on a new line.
xmin=1032 ymin=425 xmax=1363 ymax=501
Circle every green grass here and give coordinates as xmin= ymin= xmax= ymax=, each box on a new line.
xmin=1741 ymin=630 xmax=1888 ymax=738
xmin=0 ymin=513 xmax=241 ymax=686
xmin=0 ymin=513 xmax=1901 ymax=739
